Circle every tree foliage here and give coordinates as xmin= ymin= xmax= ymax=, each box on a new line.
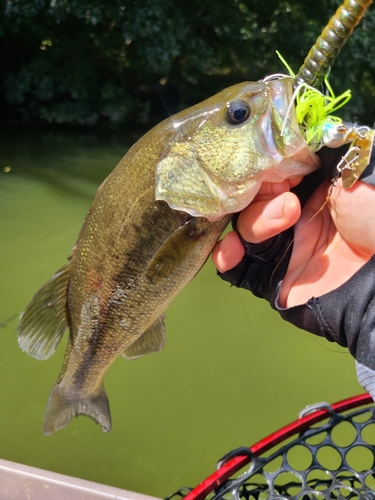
xmin=1 ymin=0 xmax=375 ymax=126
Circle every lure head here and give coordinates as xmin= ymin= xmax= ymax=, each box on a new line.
xmin=156 ymin=77 xmax=320 ymax=221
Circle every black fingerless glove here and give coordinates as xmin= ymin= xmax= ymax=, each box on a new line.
xmin=218 ymin=144 xmax=375 ymax=399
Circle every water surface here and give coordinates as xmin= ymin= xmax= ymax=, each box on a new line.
xmin=0 ymin=126 xmax=361 ymax=497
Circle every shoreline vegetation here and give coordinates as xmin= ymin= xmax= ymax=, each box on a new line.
xmin=1 ymin=0 xmax=375 ymax=128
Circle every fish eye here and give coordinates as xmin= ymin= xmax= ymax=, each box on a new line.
xmin=225 ymin=100 xmax=251 ymax=124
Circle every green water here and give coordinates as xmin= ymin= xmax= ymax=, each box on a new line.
xmin=0 ymin=126 xmax=361 ymax=497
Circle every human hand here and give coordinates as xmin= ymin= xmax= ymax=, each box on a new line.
xmin=212 ymin=178 xmax=375 ymax=308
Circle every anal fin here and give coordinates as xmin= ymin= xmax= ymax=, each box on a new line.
xmin=122 ymin=314 xmax=166 ymax=360
xmin=18 ymin=260 xmax=71 ymax=360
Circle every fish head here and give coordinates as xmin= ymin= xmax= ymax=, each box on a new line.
xmin=155 ymin=77 xmax=320 ymax=221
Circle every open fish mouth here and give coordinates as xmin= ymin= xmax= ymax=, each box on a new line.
xmin=155 ymin=77 xmax=319 ymax=222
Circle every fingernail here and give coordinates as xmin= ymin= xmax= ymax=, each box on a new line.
xmin=262 ymin=194 xmax=285 ymax=220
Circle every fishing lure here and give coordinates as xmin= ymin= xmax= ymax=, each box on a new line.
xmin=285 ymin=0 xmax=374 ymax=188
xmin=276 ymin=54 xmax=374 ymax=188
xmin=294 ymin=78 xmax=375 ymax=188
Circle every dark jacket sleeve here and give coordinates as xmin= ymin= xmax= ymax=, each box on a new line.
xmin=275 ymin=255 xmax=375 ymax=371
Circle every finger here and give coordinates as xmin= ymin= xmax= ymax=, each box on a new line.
xmin=255 ymin=177 xmax=303 ymax=200
xmin=212 ymin=231 xmax=245 ymax=273
xmin=213 ymin=180 xmax=304 ymax=274
xmin=329 ymin=179 xmax=375 ymax=258
xmin=237 ymin=191 xmax=301 ymax=244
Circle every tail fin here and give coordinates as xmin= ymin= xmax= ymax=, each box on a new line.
xmin=44 ymin=382 xmax=112 ymax=435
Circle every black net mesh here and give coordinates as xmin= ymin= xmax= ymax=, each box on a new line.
xmin=166 ymin=402 xmax=375 ymax=500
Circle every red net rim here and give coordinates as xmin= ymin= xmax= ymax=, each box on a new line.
xmin=183 ymin=392 xmax=373 ymax=500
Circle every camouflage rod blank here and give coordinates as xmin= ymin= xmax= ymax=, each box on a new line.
xmin=296 ymin=0 xmax=373 ymax=88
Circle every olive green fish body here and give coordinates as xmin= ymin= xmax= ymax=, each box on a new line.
xmin=19 ymin=78 xmax=319 ymax=434
xmin=55 ymin=154 xmax=228 ymax=433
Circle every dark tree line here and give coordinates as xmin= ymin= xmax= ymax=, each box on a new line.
xmin=1 ymin=0 xmax=375 ymax=127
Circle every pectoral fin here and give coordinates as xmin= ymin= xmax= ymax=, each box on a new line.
xmin=122 ymin=314 xmax=166 ymax=360
xmin=18 ymin=260 xmax=71 ymax=360
xmin=146 ymin=217 xmax=208 ymax=279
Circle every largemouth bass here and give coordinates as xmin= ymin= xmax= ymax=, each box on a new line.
xmin=18 ymin=77 xmax=319 ymax=434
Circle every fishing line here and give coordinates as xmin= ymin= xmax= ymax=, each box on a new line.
xmin=306 ymin=330 xmax=350 ymax=353
xmin=269 ymin=179 xmax=349 ymax=356
xmin=156 ymin=88 xmax=173 ymax=118
xmin=269 ymin=180 xmax=337 ymax=292
xmin=0 ymin=312 xmax=21 ymax=329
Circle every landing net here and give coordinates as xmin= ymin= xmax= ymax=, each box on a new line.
xmin=166 ymin=393 xmax=375 ymax=500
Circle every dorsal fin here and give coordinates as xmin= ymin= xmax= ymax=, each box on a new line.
xmin=18 ymin=260 xmax=71 ymax=360
xmin=122 ymin=314 xmax=166 ymax=360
